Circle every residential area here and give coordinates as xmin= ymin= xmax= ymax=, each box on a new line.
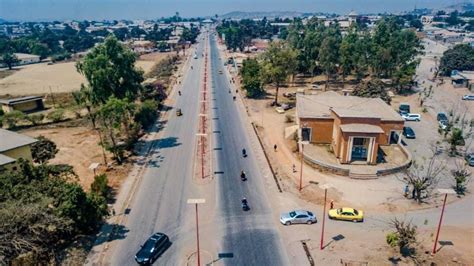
xmin=0 ymin=1 xmax=473 ymax=266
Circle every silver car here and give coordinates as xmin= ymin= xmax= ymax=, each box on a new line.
xmin=280 ymin=210 xmax=317 ymax=225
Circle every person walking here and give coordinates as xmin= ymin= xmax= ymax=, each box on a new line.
xmin=274 ymin=144 xmax=277 ymax=152
xmin=330 ymin=200 xmax=334 ymax=209
xmin=292 ymin=164 xmax=296 ymax=173
xmin=404 ymin=185 xmax=409 ymax=197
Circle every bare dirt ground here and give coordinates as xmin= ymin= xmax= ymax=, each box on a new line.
xmin=21 ymin=125 xmax=131 ymax=191
xmin=0 ymin=53 xmax=168 ymax=95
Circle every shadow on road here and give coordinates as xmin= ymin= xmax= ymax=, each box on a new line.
xmin=155 ymin=137 xmax=181 ymax=149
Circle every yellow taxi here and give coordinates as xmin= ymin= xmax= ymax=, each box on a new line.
xmin=328 ymin=207 xmax=364 ymax=222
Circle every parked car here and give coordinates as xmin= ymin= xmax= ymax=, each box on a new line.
xmin=402 ymin=113 xmax=421 ymax=121
xmin=399 ymin=103 xmax=410 ymax=114
xmin=135 ymin=233 xmax=171 ymax=264
xmin=403 ymin=126 xmax=416 ymax=139
xmin=280 ymin=210 xmax=317 ymax=225
xmin=439 ymin=120 xmax=448 ymax=130
xmin=437 ymin=112 xmax=448 ymax=122
xmin=462 ymin=95 xmax=474 ymax=101
xmin=328 ymin=207 xmax=364 ymax=222
xmin=466 ymin=153 xmax=474 ymax=167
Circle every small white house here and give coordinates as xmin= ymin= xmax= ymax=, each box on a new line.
xmin=14 ymin=53 xmax=41 ymax=65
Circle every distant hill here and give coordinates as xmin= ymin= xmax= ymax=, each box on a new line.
xmin=220 ymin=11 xmax=314 ymax=20
xmin=445 ymin=1 xmax=474 ymax=12
xmin=0 ymin=18 xmax=6 ymax=23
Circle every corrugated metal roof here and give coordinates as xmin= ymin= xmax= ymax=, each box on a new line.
xmin=0 ymin=129 xmax=37 ymax=152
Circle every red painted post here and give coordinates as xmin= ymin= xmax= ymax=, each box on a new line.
xmin=320 ymin=188 xmax=327 ymax=250
xmin=201 ymin=136 xmax=204 ymax=179
xmin=195 ymin=203 xmax=201 ymax=266
xmin=299 ymin=144 xmax=304 ymax=191
xmin=432 ymin=193 xmax=448 ymax=254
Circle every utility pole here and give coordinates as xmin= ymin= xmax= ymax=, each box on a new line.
xmin=187 ymin=198 xmax=206 ymax=266
xmin=320 ymin=188 xmax=327 ymax=250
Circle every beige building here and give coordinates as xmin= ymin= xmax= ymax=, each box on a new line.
xmin=0 ymin=96 xmax=44 ymax=113
xmin=296 ymin=92 xmax=404 ymax=165
xmin=0 ymin=129 xmax=37 ymax=171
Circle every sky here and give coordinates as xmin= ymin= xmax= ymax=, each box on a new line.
xmin=0 ymin=0 xmax=460 ymax=21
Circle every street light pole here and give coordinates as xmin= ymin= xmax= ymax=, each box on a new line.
xmin=320 ymin=188 xmax=327 ymax=250
xmin=299 ymin=143 xmax=304 ymax=191
xmin=187 ymin=198 xmax=206 ymax=266
xmin=432 ymin=189 xmax=455 ymax=255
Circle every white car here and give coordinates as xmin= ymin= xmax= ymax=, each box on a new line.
xmin=462 ymin=95 xmax=474 ymax=101
xmin=402 ymin=113 xmax=421 ymax=121
xmin=280 ymin=210 xmax=317 ymax=225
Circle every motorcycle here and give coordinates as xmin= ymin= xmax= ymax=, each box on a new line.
xmin=240 ymin=171 xmax=246 ymax=181
xmin=241 ymin=198 xmax=250 ymax=211
xmin=233 ymin=96 xmax=236 ymax=101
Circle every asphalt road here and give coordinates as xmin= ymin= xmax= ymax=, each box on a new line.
xmin=105 ymin=31 xmax=289 ymax=265
xmin=109 ymin=36 xmax=206 ymax=265
xmin=209 ymin=34 xmax=289 ymax=265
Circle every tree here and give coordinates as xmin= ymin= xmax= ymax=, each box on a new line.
xmin=30 ymin=43 xmax=50 ymax=60
xmin=439 ymin=44 xmax=474 ymax=76
xmin=90 ymin=174 xmax=109 ymax=198
xmin=260 ymin=41 xmax=298 ymax=104
xmin=1 ymin=51 xmax=19 ymax=69
xmin=134 ymin=99 xmax=158 ymax=129
xmin=318 ymin=25 xmax=341 ymax=89
xmin=2 ymin=110 xmax=26 ymax=129
xmin=351 ymin=78 xmax=391 ymax=104
xmin=386 ymin=218 xmax=418 ymax=257
xmin=339 ymin=26 xmax=357 ymax=85
xmin=240 ymin=58 xmax=264 ymax=98
xmin=403 ymin=151 xmax=445 ymax=203
xmin=451 ymin=161 xmax=471 ymax=195
xmin=76 ymin=35 xmax=144 ymax=105
xmin=97 ymin=97 xmax=135 ymax=163
xmin=31 ymin=136 xmax=59 ymax=164
xmin=449 ymin=127 xmax=465 ymax=156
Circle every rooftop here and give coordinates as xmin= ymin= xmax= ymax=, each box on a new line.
xmin=296 ymin=91 xmax=403 ymax=122
xmin=0 ymin=96 xmax=43 ymax=105
xmin=0 ymin=129 xmax=37 ymax=152
xmin=340 ymin=124 xmax=385 ymax=134
xmin=13 ymin=53 xmax=41 ymax=60
xmin=0 ymin=153 xmax=16 ymax=166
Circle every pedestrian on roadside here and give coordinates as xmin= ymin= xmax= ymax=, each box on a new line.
xmin=274 ymin=144 xmax=277 ymax=152
xmin=292 ymin=164 xmax=296 ymax=173
xmin=112 ymin=208 xmax=116 ymax=216
xmin=330 ymin=200 xmax=334 ymax=209
xmin=404 ymin=185 xmax=409 ymax=197
xmin=412 ymin=186 xmax=416 ymax=199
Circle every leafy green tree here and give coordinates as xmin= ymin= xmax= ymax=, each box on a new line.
xmin=30 ymin=43 xmax=50 ymax=60
xmin=134 ymin=99 xmax=158 ymax=129
xmin=449 ymin=127 xmax=465 ymax=155
xmin=97 ymin=97 xmax=135 ymax=163
xmin=439 ymin=44 xmax=474 ymax=76
xmin=31 ymin=136 xmax=59 ymax=164
xmin=240 ymin=58 xmax=264 ymax=98
xmin=76 ymin=35 xmax=144 ymax=105
xmin=90 ymin=174 xmax=109 ymax=198
xmin=352 ymin=79 xmax=391 ymax=104
xmin=26 ymin=113 xmax=44 ymax=126
xmin=451 ymin=164 xmax=471 ymax=195
xmin=319 ymin=30 xmax=341 ymax=89
xmin=261 ymin=41 xmax=298 ymax=104
xmin=1 ymin=50 xmax=19 ymax=69
xmin=47 ymin=108 xmax=65 ymax=123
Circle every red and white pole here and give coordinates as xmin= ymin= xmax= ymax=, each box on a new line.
xmin=320 ymin=188 xmax=327 ymax=250
xmin=432 ymin=193 xmax=448 ymax=254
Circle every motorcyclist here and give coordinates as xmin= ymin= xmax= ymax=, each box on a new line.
xmin=240 ymin=170 xmax=246 ymax=180
xmin=242 ymin=148 xmax=246 ymax=157
xmin=178 ymin=91 xmax=181 ymax=96
xmin=242 ymin=197 xmax=247 ymax=205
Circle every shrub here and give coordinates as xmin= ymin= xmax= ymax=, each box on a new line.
xmin=386 ymin=232 xmax=398 ymax=247
xmin=27 ymin=113 xmax=45 ymax=126
xmin=47 ymin=108 xmax=65 ymax=123
xmin=134 ymin=100 xmax=158 ymax=129
xmin=2 ymin=110 xmax=26 ymax=129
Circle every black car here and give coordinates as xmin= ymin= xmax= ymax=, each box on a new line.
xmin=403 ymin=127 xmax=416 ymax=139
xmin=135 ymin=233 xmax=171 ymax=264
xmin=437 ymin=112 xmax=448 ymax=122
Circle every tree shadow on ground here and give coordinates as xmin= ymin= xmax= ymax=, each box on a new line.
xmin=93 ymin=223 xmax=129 ymax=246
